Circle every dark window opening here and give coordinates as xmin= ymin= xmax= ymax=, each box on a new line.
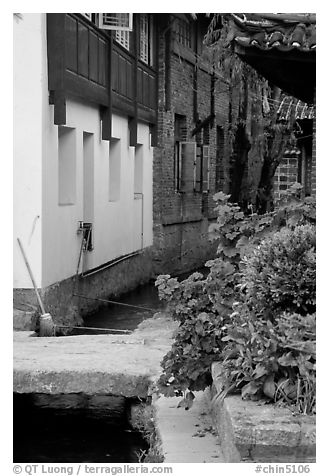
xmin=215 ymin=126 xmax=225 ymax=192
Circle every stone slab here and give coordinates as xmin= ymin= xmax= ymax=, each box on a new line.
xmin=210 ymin=363 xmax=316 ymax=462
xmin=13 ymin=314 xmax=176 ymax=397
xmin=154 ymin=391 xmax=224 ymax=463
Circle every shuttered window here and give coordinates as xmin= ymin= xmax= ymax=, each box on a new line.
xmin=115 ymin=30 xmax=130 ymax=50
xmin=97 ymin=13 xmax=133 ymax=50
xmin=178 ymin=142 xmax=196 ymax=192
xmin=174 ymin=18 xmax=192 ymax=48
xmin=202 ymin=145 xmax=210 ymax=192
xmin=98 ymin=13 xmax=133 ymax=31
xmin=215 ymin=126 xmax=225 ymax=191
xmin=140 ymin=14 xmax=153 ymax=65
xmin=194 ymin=145 xmax=202 ymax=192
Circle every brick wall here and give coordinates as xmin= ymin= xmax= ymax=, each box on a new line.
xmin=152 ymin=20 xmax=230 ymax=276
xmin=273 ymin=150 xmax=300 ymax=201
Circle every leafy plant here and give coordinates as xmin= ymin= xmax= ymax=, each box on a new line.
xmin=220 ymin=310 xmax=316 ymax=414
xmin=156 ymin=189 xmax=316 ymax=414
xmin=209 ymin=189 xmax=315 ymax=263
xmin=155 ymin=260 xmax=237 ymax=396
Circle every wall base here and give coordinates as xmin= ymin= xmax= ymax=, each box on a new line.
xmin=14 ymin=248 xmax=154 ymax=327
xmin=152 ymin=218 xmax=218 ymax=277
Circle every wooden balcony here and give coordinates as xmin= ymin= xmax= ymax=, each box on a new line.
xmin=47 ymin=13 xmax=158 ymax=143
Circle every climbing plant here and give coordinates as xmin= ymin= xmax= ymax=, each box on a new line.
xmin=203 ymin=14 xmax=296 ymax=213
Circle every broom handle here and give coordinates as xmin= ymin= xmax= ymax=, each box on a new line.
xmin=17 ymin=238 xmax=46 ymax=315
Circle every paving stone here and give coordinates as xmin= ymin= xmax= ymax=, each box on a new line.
xmin=154 ymin=392 xmax=224 ymax=463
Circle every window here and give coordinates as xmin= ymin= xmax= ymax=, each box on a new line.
xmin=98 ymin=13 xmax=133 ymax=31
xmin=202 ymin=146 xmax=210 ymax=192
xmin=177 ymin=142 xmax=196 ymax=192
xmin=58 ymin=126 xmax=76 ymax=205
xmin=139 ymin=14 xmax=153 ymax=65
xmin=115 ymin=30 xmax=130 ymax=50
xmin=95 ymin=13 xmax=133 ymax=50
xmin=173 ymin=18 xmax=192 ymax=48
xmin=174 ymin=114 xmax=210 ymax=193
xmin=109 ymin=139 xmax=121 ymax=201
xmin=215 ymin=126 xmax=225 ymax=191
xmin=194 ymin=145 xmax=209 ymax=193
xmin=174 ymin=114 xmax=187 ymax=190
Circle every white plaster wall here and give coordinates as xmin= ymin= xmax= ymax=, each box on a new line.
xmin=43 ymin=98 xmax=153 ymax=287
xmin=13 ymin=14 xmax=45 ymax=288
xmin=14 ymin=14 xmax=154 ymax=290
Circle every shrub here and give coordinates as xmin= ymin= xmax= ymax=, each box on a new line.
xmin=239 ymin=224 xmax=316 ymax=319
xmin=219 ymin=224 xmax=316 ymax=413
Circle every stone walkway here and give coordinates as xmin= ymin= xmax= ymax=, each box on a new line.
xmin=154 ymin=391 xmax=224 ymax=463
xmin=13 ymin=313 xmax=224 ymax=462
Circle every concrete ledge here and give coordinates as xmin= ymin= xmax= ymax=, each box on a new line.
xmin=13 ymin=314 xmax=176 ymax=398
xmin=210 ymin=363 xmax=316 ymax=462
xmin=13 ymin=369 xmax=152 ymax=397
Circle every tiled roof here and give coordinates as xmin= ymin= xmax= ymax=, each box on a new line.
xmin=225 ymin=13 xmax=316 ymax=52
xmin=205 ymin=13 xmax=316 ymax=104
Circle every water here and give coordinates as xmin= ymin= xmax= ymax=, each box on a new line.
xmin=13 ymin=393 xmax=149 ymax=463
xmin=81 ymin=281 xmax=164 ymax=334
xmin=79 ymin=268 xmax=208 ymax=334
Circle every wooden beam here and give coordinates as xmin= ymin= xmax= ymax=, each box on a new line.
xmin=130 ymin=15 xmax=139 ymax=146
xmin=102 ymin=34 xmax=112 ymax=141
xmin=47 ymin=14 xmax=66 ymax=125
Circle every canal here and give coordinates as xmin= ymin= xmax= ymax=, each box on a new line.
xmin=13 ymin=393 xmax=149 ymax=463
xmin=15 ymin=270 xmax=206 ymax=462
xmin=82 ymin=280 xmax=163 ymax=333
xmin=77 ymin=268 xmax=208 ymax=334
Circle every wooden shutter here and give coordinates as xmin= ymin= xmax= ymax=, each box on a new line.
xmin=115 ymin=30 xmax=130 ymax=50
xmin=194 ymin=145 xmax=202 ymax=192
xmin=202 ymin=145 xmax=210 ymax=192
xmin=140 ymin=14 xmax=149 ymax=64
xmin=179 ymin=142 xmax=196 ymax=192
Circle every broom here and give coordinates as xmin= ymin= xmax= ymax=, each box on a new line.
xmin=17 ymin=238 xmax=55 ymax=337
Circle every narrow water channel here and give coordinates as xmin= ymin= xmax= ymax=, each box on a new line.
xmin=76 ymin=268 xmax=208 ymax=335
xmin=82 ymin=280 xmax=163 ymax=333
xmin=13 ymin=393 xmax=149 ymax=463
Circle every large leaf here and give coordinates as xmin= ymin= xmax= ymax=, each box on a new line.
xmin=241 ymin=381 xmax=261 ymax=399
xmin=252 ymin=364 xmax=268 ymax=379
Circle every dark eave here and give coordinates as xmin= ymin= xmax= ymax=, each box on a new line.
xmin=206 ymin=13 xmax=316 ymax=104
